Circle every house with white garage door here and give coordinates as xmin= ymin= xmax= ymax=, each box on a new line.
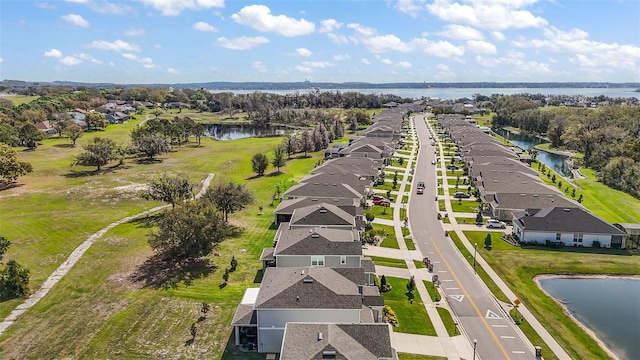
xmin=512 ymin=207 xmax=627 ymax=248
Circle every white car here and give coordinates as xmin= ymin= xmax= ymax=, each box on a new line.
xmin=486 ymin=219 xmax=506 ymax=229
xmin=431 ymin=160 xmax=436 ymax=165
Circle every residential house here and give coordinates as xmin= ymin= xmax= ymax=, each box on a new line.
xmin=34 ymin=121 xmax=57 ymax=137
xmin=512 ymin=207 xmax=627 ymax=248
xmin=287 ymin=203 xmax=360 ymax=230
xmin=273 ymin=197 xmax=361 ymax=226
xmin=283 ymin=182 xmax=366 ymax=207
xmin=232 ymin=266 xmax=383 ymax=353
xmin=311 ymin=157 xmax=383 ymax=183
xmin=280 ymin=323 xmax=398 ymax=360
xmin=105 ymin=112 xmax=130 ymax=124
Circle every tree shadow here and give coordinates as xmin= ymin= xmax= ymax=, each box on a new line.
xmin=134 ymin=158 xmax=163 ymax=165
xmin=268 ymin=222 xmax=278 ymax=230
xmin=53 ymin=143 xmax=75 ymax=148
xmin=128 ymin=213 xmax=164 ymax=228
xmin=184 ymin=338 xmax=195 ymax=346
xmin=129 ymin=255 xmax=217 ymax=289
xmin=63 ymin=164 xmax=130 ymax=178
xmin=244 ymin=174 xmax=264 ymax=181
xmin=0 ymin=182 xmax=22 ymax=192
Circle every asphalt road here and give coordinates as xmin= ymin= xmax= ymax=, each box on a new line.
xmin=409 ymin=114 xmax=536 ymax=360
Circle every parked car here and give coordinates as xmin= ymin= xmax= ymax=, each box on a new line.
xmin=453 ymin=192 xmax=471 ymax=199
xmin=431 ymin=160 xmax=436 ymax=165
xmin=416 ymin=181 xmax=425 ymax=194
xmin=486 ymin=219 xmax=506 ymax=229
xmin=446 ymin=165 xmax=458 ymax=170
xmin=373 ymin=198 xmax=391 ymax=206
xmin=372 ymin=195 xmax=385 ymax=201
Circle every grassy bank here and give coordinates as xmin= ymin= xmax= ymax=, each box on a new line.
xmin=0 ymin=119 xmax=325 ymax=358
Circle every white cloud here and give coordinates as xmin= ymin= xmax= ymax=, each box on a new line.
xmin=361 ymin=58 xmax=371 ymax=65
xmin=319 ymin=19 xmax=342 ymax=33
xmin=88 ymin=40 xmax=140 ymax=52
xmin=300 ymin=61 xmax=334 ymax=68
xmin=396 ymin=0 xmax=424 ymax=17
xmin=0 ymin=57 xmax=3 ymax=63
xmin=90 ymin=58 xmax=103 ymax=64
xmin=295 ymin=65 xmax=312 ymax=73
xmin=77 ymin=52 xmax=93 ymax=60
xmin=140 ymin=0 xmax=224 ymax=16
xmin=252 ymin=61 xmax=267 ymax=72
xmin=217 ymin=36 xmax=269 ymax=50
xmin=60 ymin=56 xmax=82 ymax=66
xmin=193 ymin=21 xmax=217 ymax=32
xmin=36 ymin=2 xmax=56 ymax=9
xmin=326 ymin=33 xmax=349 ymax=44
xmin=465 ymin=40 xmax=497 ymax=54
xmin=167 ymin=68 xmax=179 ymax=74
xmin=65 ymin=0 xmax=132 ymax=15
xmin=435 ymin=63 xmax=456 ymax=79
xmin=417 ymin=39 xmax=465 ymax=58
xmin=44 ymin=48 xmax=63 ymax=58
xmin=491 ymin=31 xmax=505 ymax=41
xmin=61 ymin=14 xmax=90 ymax=28
xmin=122 ymin=53 xmax=155 ymax=68
xmin=438 ymin=24 xmax=484 ymax=40
xmin=476 ymin=51 xmax=552 ymax=77
xmin=347 ymin=23 xmax=377 ymax=38
xmin=380 ymin=58 xmax=393 ymax=65
xmin=296 ymin=48 xmax=312 ymax=57
xmin=396 ymin=61 xmax=412 ymax=68
xmin=231 ymin=5 xmax=315 ymax=37
xmin=124 ymin=28 xmax=145 ymax=36
xmin=512 ymin=26 xmax=640 ymax=70
xmin=333 ymin=54 xmax=350 ymax=61
xmin=426 ymin=0 xmax=547 ymax=30
xmin=153 ymin=44 xmax=162 ymax=48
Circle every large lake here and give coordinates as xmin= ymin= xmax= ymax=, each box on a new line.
xmin=215 ymin=88 xmax=640 ymax=100
xmin=538 ymin=277 xmax=640 ymax=360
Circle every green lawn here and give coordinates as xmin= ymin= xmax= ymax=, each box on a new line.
xmin=374 ymin=180 xmax=402 ymax=191
xmin=450 ymin=200 xmax=481 ymax=213
xmin=365 ymin=205 xmax=394 ymax=220
xmin=398 ymin=353 xmax=447 ymax=360
xmin=436 ymin=307 xmax=458 ymax=337
xmin=404 ymin=237 xmax=415 ymax=251
xmin=4 ymin=95 xmax=40 ymax=105
xmin=574 ymin=168 xmax=640 ymax=223
xmin=374 ymin=224 xmax=399 ymax=249
xmin=369 ymin=256 xmax=408 ymax=269
xmin=382 ymin=277 xmax=436 ymax=336
xmin=423 ymin=280 xmax=441 ymax=302
xmin=413 ymin=260 xmax=425 ymax=269
xmin=0 ymin=121 xmax=325 ymax=359
xmin=456 ymin=217 xmax=481 ymax=225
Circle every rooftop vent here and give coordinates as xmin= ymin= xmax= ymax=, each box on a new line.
xmin=301 ymin=270 xmax=305 ymax=275
xmin=318 ymin=332 xmax=323 ymax=341
xmin=320 ymin=209 xmax=327 ymax=213
xmin=303 ymin=278 xmax=314 ymax=284
xmin=312 ymin=198 xmax=318 ymax=201
xmin=322 ymin=351 xmax=337 ymax=359
xmin=563 ymin=208 xmax=571 ymax=212
xmin=311 ymin=233 xmax=320 ymax=238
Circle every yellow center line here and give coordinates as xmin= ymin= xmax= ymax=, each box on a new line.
xmin=430 ymin=236 xmax=512 ymax=360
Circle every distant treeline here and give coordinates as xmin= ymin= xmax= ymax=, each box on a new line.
xmin=2 ymin=80 xmax=639 ymax=91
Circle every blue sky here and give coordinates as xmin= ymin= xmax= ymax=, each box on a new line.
xmin=1 ymin=0 xmax=639 ymax=84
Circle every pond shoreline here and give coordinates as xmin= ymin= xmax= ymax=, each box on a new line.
xmin=534 ymin=274 xmax=640 ymax=360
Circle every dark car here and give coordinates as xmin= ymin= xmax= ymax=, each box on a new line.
xmin=453 ymin=192 xmax=471 ymax=199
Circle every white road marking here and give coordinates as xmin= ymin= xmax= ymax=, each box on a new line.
xmin=445 ymin=287 xmax=459 ymax=290
xmin=500 ymin=336 xmax=515 ymax=339
xmin=485 ymin=309 xmax=502 ymax=319
xmin=512 ymin=351 xmax=526 ymax=354
xmin=441 ymin=279 xmax=454 ymax=282
xmin=438 ymin=270 xmax=447 ymax=273
xmin=449 ymin=295 xmax=465 ymax=302
xmin=492 ymin=325 xmax=508 ymax=328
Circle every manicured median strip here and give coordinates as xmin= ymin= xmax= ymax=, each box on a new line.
xmin=382 ymin=277 xmax=436 ymax=336
xmin=369 ymin=256 xmax=408 ymax=269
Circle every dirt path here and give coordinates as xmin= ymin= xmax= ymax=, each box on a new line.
xmin=0 ymin=173 xmax=214 ymax=335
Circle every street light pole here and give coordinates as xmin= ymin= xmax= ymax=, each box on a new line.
xmin=473 ymin=243 xmax=478 ymax=274
xmin=473 ymin=339 xmax=477 ymax=360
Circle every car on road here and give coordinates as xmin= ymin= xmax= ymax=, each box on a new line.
xmin=431 ymin=160 xmax=436 ymax=165
xmin=416 ymin=181 xmax=425 ymax=194
xmin=453 ymin=192 xmax=471 ymax=199
xmin=446 ymin=165 xmax=459 ymax=171
xmin=486 ymin=219 xmax=506 ymax=229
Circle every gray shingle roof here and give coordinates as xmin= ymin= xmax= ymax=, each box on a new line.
xmin=284 ymin=182 xmax=364 ymax=200
xmin=515 ymin=207 xmax=626 ymax=234
xmin=230 ymin=304 xmax=256 ymax=326
xmin=491 ymin=192 xmax=576 ymax=211
xmin=280 ymin=323 xmax=396 ymax=360
xmin=255 ymin=267 xmax=363 ymax=310
xmin=289 ymin=203 xmax=356 ymax=228
xmin=361 ymin=257 xmax=376 ymax=273
xmin=274 ymin=227 xmax=362 ymax=256
xmin=275 ymin=197 xmax=361 ymax=217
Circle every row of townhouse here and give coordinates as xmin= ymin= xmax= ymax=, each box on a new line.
xmin=437 ymin=114 xmax=628 ymax=249
xmin=230 ymin=105 xmax=422 ymax=359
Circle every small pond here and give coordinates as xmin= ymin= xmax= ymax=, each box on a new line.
xmin=493 ymin=128 xmax=572 ymax=178
xmin=205 ymin=123 xmax=291 ymax=140
xmin=538 ymin=277 xmax=640 ymax=360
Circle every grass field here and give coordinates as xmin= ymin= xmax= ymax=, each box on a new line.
xmin=436 ymin=307 xmax=458 ymax=337
xmin=2 ymin=95 xmax=40 ymax=106
xmin=398 ymin=353 xmax=447 ymax=360
xmin=382 ymin=277 xmax=436 ymax=336
xmin=365 ymin=205 xmax=394 ymax=220
xmin=374 ymin=224 xmax=399 ymax=249
xmin=369 ymin=256 xmax=408 ymax=269
xmin=0 ymin=119 xmax=325 ymax=359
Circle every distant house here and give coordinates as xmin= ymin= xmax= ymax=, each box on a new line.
xmin=512 ymin=207 xmax=627 ymax=248
xmin=105 ymin=112 xmax=130 ymax=124
xmin=280 ymin=323 xmax=398 ymax=360
xmin=166 ymin=102 xmax=191 ymax=109
xmin=288 ymin=203 xmax=360 ymax=230
xmin=273 ymin=197 xmax=361 ymax=226
xmin=34 ymin=121 xmax=57 ymax=137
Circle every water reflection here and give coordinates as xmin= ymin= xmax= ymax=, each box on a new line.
xmin=493 ymin=128 xmax=572 ymax=178
xmin=206 ymin=123 xmax=290 ymax=140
